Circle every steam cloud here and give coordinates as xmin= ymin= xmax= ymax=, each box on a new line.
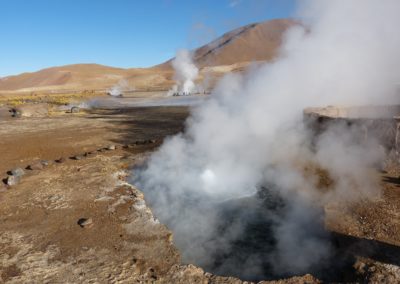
xmin=134 ymin=0 xmax=400 ymax=280
xmin=168 ymin=49 xmax=199 ymax=96
xmin=108 ymin=79 xmax=131 ymax=97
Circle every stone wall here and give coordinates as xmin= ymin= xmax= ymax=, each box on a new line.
xmin=303 ymin=105 xmax=400 ymax=152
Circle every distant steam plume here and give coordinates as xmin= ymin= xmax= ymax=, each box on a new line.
xmin=134 ymin=0 xmax=400 ymax=280
xmin=168 ymin=49 xmax=199 ymax=96
xmin=108 ymin=79 xmax=132 ymax=97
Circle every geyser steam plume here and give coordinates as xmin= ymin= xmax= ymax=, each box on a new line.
xmin=108 ymin=79 xmax=131 ymax=97
xmin=135 ymin=0 xmax=400 ymax=280
xmin=168 ymin=49 xmax=199 ymax=96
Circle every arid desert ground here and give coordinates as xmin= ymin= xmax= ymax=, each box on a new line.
xmin=1 ymin=92 xmax=400 ymax=283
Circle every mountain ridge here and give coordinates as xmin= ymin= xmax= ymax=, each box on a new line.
xmin=0 ymin=18 xmax=297 ymax=92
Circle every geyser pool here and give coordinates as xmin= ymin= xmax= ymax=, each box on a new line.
xmin=132 ymin=176 xmax=360 ymax=282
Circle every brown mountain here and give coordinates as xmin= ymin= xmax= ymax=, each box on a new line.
xmin=160 ymin=18 xmax=296 ymax=68
xmin=0 ymin=18 xmax=297 ymax=93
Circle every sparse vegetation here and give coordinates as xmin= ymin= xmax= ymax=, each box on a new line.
xmin=0 ymin=90 xmax=105 ymax=107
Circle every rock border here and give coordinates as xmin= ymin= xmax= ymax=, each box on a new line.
xmin=1 ymin=139 xmax=158 ymax=188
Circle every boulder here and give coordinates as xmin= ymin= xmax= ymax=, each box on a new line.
xmin=6 ymin=175 xmax=20 ymax=186
xmin=10 ymin=167 xmax=25 ymax=177
xmin=77 ymin=218 xmax=93 ymax=228
xmin=27 ymin=162 xmax=44 ymax=170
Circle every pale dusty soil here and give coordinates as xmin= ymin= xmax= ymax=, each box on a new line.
xmin=1 ymin=105 xmax=400 ymax=283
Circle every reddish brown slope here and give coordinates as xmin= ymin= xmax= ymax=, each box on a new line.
xmin=194 ymin=18 xmax=295 ymax=67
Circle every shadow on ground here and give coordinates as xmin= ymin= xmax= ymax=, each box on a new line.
xmin=86 ymin=107 xmax=190 ymax=149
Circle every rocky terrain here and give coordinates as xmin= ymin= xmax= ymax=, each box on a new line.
xmin=0 ymin=104 xmax=322 ymax=283
xmin=0 ymin=101 xmax=399 ymax=283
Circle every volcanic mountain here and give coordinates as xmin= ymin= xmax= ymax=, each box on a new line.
xmin=0 ymin=18 xmax=297 ymax=93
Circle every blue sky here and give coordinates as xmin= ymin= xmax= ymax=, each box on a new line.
xmin=0 ymin=0 xmax=296 ymax=77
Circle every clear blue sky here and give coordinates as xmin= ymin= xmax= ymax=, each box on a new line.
xmin=0 ymin=0 xmax=296 ymax=77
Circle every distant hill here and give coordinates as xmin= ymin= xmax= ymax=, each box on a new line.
xmin=0 ymin=18 xmax=297 ymax=93
xmin=159 ymin=18 xmax=296 ymax=68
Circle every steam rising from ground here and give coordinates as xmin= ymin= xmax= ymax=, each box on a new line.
xmin=108 ymin=79 xmax=132 ymax=96
xmin=168 ymin=49 xmax=199 ymax=96
xmin=135 ymin=0 xmax=400 ymax=280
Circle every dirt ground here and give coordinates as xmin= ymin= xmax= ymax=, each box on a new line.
xmin=1 ymin=104 xmax=400 ymax=283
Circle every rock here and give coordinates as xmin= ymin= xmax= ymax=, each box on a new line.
xmin=150 ymin=139 xmax=156 ymax=144
xmin=106 ymin=145 xmax=116 ymax=150
xmin=6 ymin=175 xmax=20 ymax=186
xmin=40 ymin=160 xmax=51 ymax=167
xmin=27 ymin=162 xmax=44 ymax=170
xmin=10 ymin=108 xmax=22 ymax=118
xmin=83 ymin=152 xmax=92 ymax=157
xmin=77 ymin=218 xmax=93 ymax=228
xmin=10 ymin=168 xmax=25 ymax=177
xmin=73 ymin=155 xmax=84 ymax=160
xmin=71 ymin=107 xmax=80 ymax=113
xmin=56 ymin=157 xmax=65 ymax=163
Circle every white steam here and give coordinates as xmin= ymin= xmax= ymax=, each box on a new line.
xmin=135 ymin=0 xmax=400 ymax=280
xmin=108 ymin=79 xmax=131 ymax=97
xmin=168 ymin=49 xmax=199 ymax=96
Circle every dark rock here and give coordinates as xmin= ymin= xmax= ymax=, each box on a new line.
xmin=77 ymin=218 xmax=93 ymax=228
xmin=10 ymin=108 xmax=22 ymax=118
xmin=56 ymin=157 xmax=65 ymax=163
xmin=6 ymin=175 xmax=20 ymax=186
xmin=27 ymin=162 xmax=44 ymax=170
xmin=10 ymin=168 xmax=25 ymax=177
xmin=71 ymin=106 xmax=80 ymax=113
